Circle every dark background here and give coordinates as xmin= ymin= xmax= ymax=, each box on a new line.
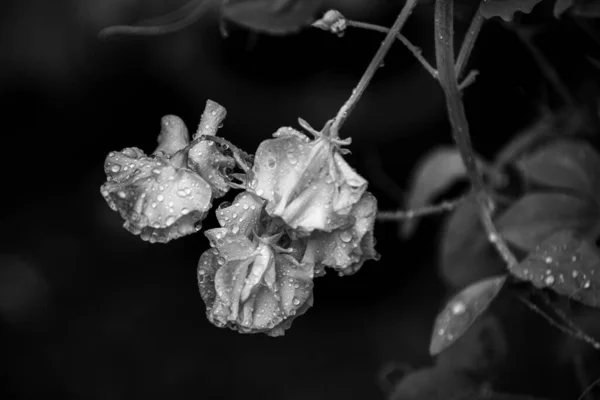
xmin=1 ymin=0 xmax=599 ymax=399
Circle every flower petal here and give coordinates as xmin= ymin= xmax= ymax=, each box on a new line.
xmin=154 ymin=115 xmax=190 ymax=156
xmin=214 ymin=191 xmax=264 ymax=236
xmin=101 ymin=149 xmax=212 ymax=243
xmin=302 ymin=192 xmax=379 ymax=274
xmin=251 ymin=126 xmax=367 ymax=233
xmin=188 ymin=140 xmax=235 ymax=198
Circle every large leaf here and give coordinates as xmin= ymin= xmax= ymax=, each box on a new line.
xmin=517 ymin=139 xmax=600 ymax=204
xmin=512 ymin=230 xmax=600 ymax=308
xmin=439 ymin=198 xmax=506 ymax=288
xmin=223 ymin=0 xmax=323 ymax=35
xmin=480 ymin=0 xmax=546 ymax=21
xmin=401 ymin=147 xmax=467 ymax=238
xmin=430 ymin=275 xmax=507 ymax=356
xmin=496 ymin=192 xmax=599 ymax=251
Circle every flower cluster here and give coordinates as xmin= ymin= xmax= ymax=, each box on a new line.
xmin=101 ymin=100 xmax=379 ymax=335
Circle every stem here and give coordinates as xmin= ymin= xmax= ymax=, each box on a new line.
xmin=377 ymin=195 xmax=466 ymax=221
xmin=346 ymin=20 xmax=438 ymax=79
xmin=434 ymin=0 xmax=518 ymax=269
xmin=455 ymin=8 xmax=484 ymax=79
xmin=330 ymin=0 xmax=419 ymax=136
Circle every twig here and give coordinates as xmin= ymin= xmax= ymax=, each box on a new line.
xmin=538 ymin=293 xmax=600 ymax=349
xmin=434 ymin=0 xmax=519 ymax=269
xmin=458 ymin=70 xmax=479 ymax=91
xmin=330 ymin=0 xmax=419 ymax=136
xmin=508 ymin=25 xmax=576 ymax=106
xmin=455 ymin=8 xmax=484 ymax=80
xmin=573 ymin=355 xmax=594 ymax=400
xmin=517 ymin=295 xmax=581 ymax=339
xmin=377 ymin=195 xmax=466 ymax=221
xmin=579 ymin=376 xmax=600 ymax=400
xmin=346 ymin=20 xmax=438 ymax=79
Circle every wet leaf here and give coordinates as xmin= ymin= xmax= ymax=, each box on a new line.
xmin=480 ymin=0 xmax=545 ymax=21
xmin=223 ymin=0 xmax=323 ymax=35
xmin=402 ymin=147 xmax=467 ymax=238
xmin=302 ymin=192 xmax=379 ymax=275
xmin=517 ymin=139 xmax=600 ymax=204
xmin=439 ymin=198 xmax=506 ymax=288
xmin=496 ymin=193 xmax=599 ymax=251
xmin=250 ymin=126 xmax=367 ymax=234
xmin=430 ymin=275 xmax=507 ymax=356
xmin=512 ymin=230 xmax=600 ymax=308
xmin=436 ymin=316 xmax=507 ymax=374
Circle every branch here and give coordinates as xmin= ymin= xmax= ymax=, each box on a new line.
xmin=455 ymin=8 xmax=484 ymax=79
xmin=329 ymin=0 xmax=419 ymax=136
xmin=434 ymin=0 xmax=519 ymax=269
xmin=377 ymin=195 xmax=466 ymax=221
xmin=346 ymin=20 xmax=438 ymax=79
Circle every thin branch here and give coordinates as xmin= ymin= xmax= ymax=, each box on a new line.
xmin=538 ymin=293 xmax=600 ymax=349
xmin=458 ymin=69 xmax=479 ymax=91
xmin=346 ymin=20 xmax=438 ymax=79
xmin=330 ymin=0 xmax=419 ymax=136
xmin=377 ymin=195 xmax=466 ymax=221
xmin=434 ymin=0 xmax=518 ymax=269
xmin=508 ymin=25 xmax=576 ymax=106
xmin=517 ymin=295 xmax=581 ymax=339
xmin=455 ymin=8 xmax=484 ymax=80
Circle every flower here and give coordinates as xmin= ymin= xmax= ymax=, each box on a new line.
xmin=187 ymin=100 xmax=236 ymax=198
xmin=249 ymin=124 xmax=367 ymax=234
xmin=197 ymin=191 xmax=314 ymax=336
xmin=101 ymin=115 xmax=212 ymax=243
xmin=302 ymin=191 xmax=379 ymax=275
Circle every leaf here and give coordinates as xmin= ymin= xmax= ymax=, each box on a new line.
xmin=436 ymin=316 xmax=506 ymax=374
xmin=512 ymin=230 xmax=600 ymax=308
xmin=480 ymin=0 xmax=545 ymax=21
xmin=388 ymin=367 xmax=479 ymax=400
xmin=570 ymin=0 xmax=600 ymax=17
xmin=401 ymin=147 xmax=467 ymax=238
xmin=517 ymin=139 xmax=600 ymax=204
xmin=554 ymin=0 xmax=574 ymax=17
xmin=223 ymin=0 xmax=323 ymax=35
xmin=430 ymin=275 xmax=507 ymax=356
xmin=439 ymin=198 xmax=506 ymax=288
xmin=496 ymin=193 xmax=599 ymax=251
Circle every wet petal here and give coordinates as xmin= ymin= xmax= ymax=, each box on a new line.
xmin=214 ymin=191 xmax=264 ymax=236
xmin=101 ymin=149 xmax=212 ymax=243
xmin=302 ymin=192 xmax=379 ymax=275
xmin=188 ymin=140 xmax=235 ymax=198
xmin=251 ymin=126 xmax=367 ymax=233
xmin=197 ymin=236 xmax=314 ymax=335
xmin=154 ymin=115 xmax=190 ymax=156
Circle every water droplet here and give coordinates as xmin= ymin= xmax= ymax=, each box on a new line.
xmin=118 ymin=191 xmax=127 ymax=198
xmin=544 ymin=257 xmax=553 ymax=263
xmin=336 ymin=229 xmax=353 ymax=242
xmin=451 ymin=301 xmax=466 ymax=315
xmin=584 ymin=280 xmax=591 ymax=289
xmin=232 ymin=225 xmax=240 ymax=234
xmin=256 ymin=189 xmax=264 ymax=196
xmin=217 ymin=257 xmax=226 ymax=266
xmin=157 ymin=194 xmax=165 ymax=202
xmin=111 ymin=165 xmax=121 ymax=173
xmin=544 ymin=275 xmax=555 ymax=285
xmin=243 ymin=204 xmax=249 ymax=210
xmin=181 ymin=208 xmax=190 ymax=215
xmin=177 ymin=189 xmax=187 ymax=197
xmin=166 ymin=216 xmax=176 ymax=226
xmin=292 ymin=298 xmax=301 ymax=306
